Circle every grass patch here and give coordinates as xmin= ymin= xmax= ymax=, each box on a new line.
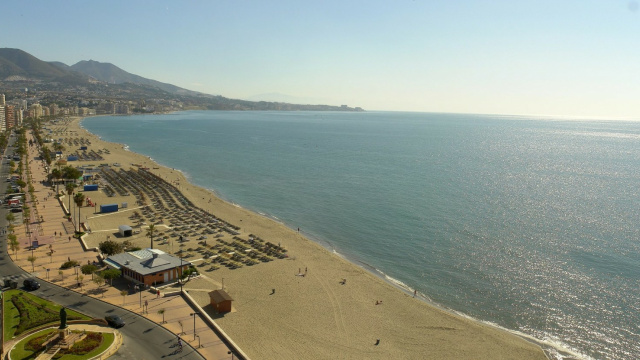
xmin=10 ymin=330 xmax=115 ymax=360
xmin=10 ymin=328 xmax=56 ymax=360
xmin=3 ymin=290 xmax=90 ymax=339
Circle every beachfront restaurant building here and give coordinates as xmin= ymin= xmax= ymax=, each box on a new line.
xmin=104 ymin=249 xmax=191 ymax=286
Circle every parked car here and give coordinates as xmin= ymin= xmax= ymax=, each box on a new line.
xmin=105 ymin=314 xmax=125 ymax=328
xmin=23 ymin=278 xmax=40 ymax=291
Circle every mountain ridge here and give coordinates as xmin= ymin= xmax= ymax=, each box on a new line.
xmin=0 ymin=48 xmax=364 ymax=111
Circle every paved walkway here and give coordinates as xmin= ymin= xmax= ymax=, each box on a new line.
xmin=5 ymin=135 xmax=234 ymax=360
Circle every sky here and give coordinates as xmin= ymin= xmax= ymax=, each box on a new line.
xmin=2 ymin=1 xmax=640 ymax=118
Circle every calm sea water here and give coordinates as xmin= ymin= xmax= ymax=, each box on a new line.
xmin=82 ymin=111 xmax=640 ymax=360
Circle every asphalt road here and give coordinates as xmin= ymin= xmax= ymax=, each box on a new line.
xmin=0 ymin=137 xmax=205 ymax=360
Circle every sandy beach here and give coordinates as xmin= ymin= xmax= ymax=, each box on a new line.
xmin=49 ymin=115 xmax=547 ymax=359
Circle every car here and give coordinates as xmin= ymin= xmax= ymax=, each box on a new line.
xmin=105 ymin=314 xmax=125 ymax=328
xmin=10 ymin=208 xmax=23 ymax=213
xmin=23 ymin=278 xmax=40 ymax=291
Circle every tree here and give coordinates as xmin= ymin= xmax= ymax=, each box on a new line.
xmin=93 ymin=275 xmax=105 ymax=297
xmin=9 ymin=235 xmax=19 ymax=259
xmin=62 ymin=166 xmax=82 ymax=182
xmin=27 ymin=255 xmax=37 ymax=272
xmin=98 ymin=240 xmax=124 ymax=256
xmin=50 ymin=168 xmax=62 ymax=192
xmin=81 ymin=264 xmax=98 ymax=279
xmin=120 ymin=290 xmax=128 ymax=305
xmin=101 ymin=268 xmax=121 ymax=285
xmin=52 ymin=142 xmax=65 ymax=153
xmin=65 ymin=183 xmax=75 ymax=218
xmin=6 ymin=213 xmax=15 ymax=224
xmin=158 ymin=309 xmax=166 ymax=323
xmin=78 ymin=275 xmax=84 ymax=290
xmin=73 ymin=192 xmax=85 ymax=233
xmin=146 ymin=224 xmax=156 ymax=250
xmin=15 ymin=179 xmax=27 ymax=191
xmin=58 ymin=270 xmax=64 ymax=282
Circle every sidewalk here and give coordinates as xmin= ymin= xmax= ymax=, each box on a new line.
xmin=6 ymin=136 xmax=234 ymax=360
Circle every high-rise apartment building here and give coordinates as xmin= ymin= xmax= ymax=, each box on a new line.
xmin=0 ymin=105 xmax=5 ymax=132
xmin=5 ymin=105 xmax=15 ymax=129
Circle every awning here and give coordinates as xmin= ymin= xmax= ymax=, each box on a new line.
xmin=104 ymin=258 xmax=122 ymax=270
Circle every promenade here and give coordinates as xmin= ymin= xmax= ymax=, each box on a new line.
xmin=6 ymin=134 xmax=235 ymax=360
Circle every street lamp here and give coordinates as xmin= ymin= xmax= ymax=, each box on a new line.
xmin=179 ymin=254 xmax=183 ymax=292
xmin=228 ymin=350 xmax=234 ymax=359
xmin=195 ymin=334 xmax=201 ymax=348
xmin=138 ymin=283 xmax=144 ymax=308
xmin=190 ymin=312 xmax=200 ymax=340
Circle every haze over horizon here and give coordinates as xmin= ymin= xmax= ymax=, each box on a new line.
xmin=2 ymin=1 xmax=639 ymax=119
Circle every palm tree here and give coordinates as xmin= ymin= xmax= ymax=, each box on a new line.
xmin=73 ymin=192 xmax=85 ymax=233
xmin=65 ymin=183 xmax=75 ymax=218
xmin=146 ymin=224 xmax=156 ymax=249
xmin=158 ymin=309 xmax=166 ymax=323
xmin=50 ymin=168 xmax=62 ymax=193
xmin=52 ymin=142 xmax=65 ymax=153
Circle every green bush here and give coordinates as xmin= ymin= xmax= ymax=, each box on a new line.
xmin=65 ymin=332 xmax=103 ymax=355
xmin=60 ymin=260 xmax=80 ymax=269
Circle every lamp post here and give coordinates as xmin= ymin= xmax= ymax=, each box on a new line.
xmin=196 ymin=334 xmax=201 ymax=348
xmin=180 ymin=254 xmax=183 ymax=292
xmin=190 ymin=312 xmax=200 ymax=340
xmin=228 ymin=350 xmax=234 ymax=359
xmin=138 ymin=283 xmax=144 ymax=308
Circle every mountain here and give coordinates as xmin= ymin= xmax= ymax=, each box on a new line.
xmin=0 ymin=48 xmax=69 ymax=80
xmin=0 ymin=48 xmax=363 ymax=111
xmin=70 ymin=60 xmax=199 ymax=96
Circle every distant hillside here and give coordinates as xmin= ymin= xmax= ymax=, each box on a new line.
xmin=0 ymin=48 xmax=364 ymax=111
xmin=0 ymin=48 xmax=68 ymax=80
xmin=70 ymin=60 xmax=199 ymax=96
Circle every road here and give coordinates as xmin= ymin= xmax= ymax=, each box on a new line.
xmin=0 ymin=136 xmax=205 ymax=360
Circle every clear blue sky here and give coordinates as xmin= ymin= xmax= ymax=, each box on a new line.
xmin=2 ymin=1 xmax=640 ymax=118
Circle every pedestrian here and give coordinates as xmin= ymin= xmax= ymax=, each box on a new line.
xmin=177 ymin=337 xmax=182 ymax=351
xmin=413 ymin=289 xmax=417 ymax=298
xmin=375 ymin=339 xmax=380 ymax=346
xmin=157 ymin=289 xmax=160 ymax=298
xmin=68 ymin=236 xmax=71 ymax=242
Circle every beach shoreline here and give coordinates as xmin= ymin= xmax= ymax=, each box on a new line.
xmin=64 ymin=114 xmax=548 ymax=359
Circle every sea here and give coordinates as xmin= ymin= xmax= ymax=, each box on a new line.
xmin=82 ymin=111 xmax=640 ymax=360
